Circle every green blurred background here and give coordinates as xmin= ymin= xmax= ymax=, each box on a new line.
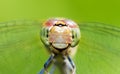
xmin=0 ymin=0 xmax=120 ymax=74
xmin=0 ymin=0 xmax=120 ymax=26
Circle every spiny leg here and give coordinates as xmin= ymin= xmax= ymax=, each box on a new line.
xmin=67 ymin=56 xmax=76 ymax=74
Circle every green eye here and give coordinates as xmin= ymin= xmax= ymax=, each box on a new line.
xmin=40 ymin=27 xmax=49 ymax=46
xmin=72 ymin=31 xmax=75 ymax=38
xmin=71 ymin=28 xmax=81 ymax=47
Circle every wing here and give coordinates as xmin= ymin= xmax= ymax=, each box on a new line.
xmin=1 ymin=20 xmax=120 ymax=74
xmin=0 ymin=20 xmax=48 ymax=74
xmin=75 ymin=22 xmax=120 ymax=74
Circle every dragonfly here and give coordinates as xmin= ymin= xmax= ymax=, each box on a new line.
xmin=0 ymin=18 xmax=120 ymax=74
xmin=39 ymin=18 xmax=80 ymax=74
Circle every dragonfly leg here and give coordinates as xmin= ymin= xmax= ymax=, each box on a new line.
xmin=49 ymin=64 xmax=56 ymax=74
xmin=67 ymin=56 xmax=76 ymax=74
xmin=39 ymin=54 xmax=54 ymax=74
xmin=39 ymin=68 xmax=49 ymax=74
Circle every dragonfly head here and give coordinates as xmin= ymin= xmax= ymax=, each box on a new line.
xmin=40 ymin=18 xmax=81 ymax=52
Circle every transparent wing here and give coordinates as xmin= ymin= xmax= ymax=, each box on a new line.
xmin=1 ymin=20 xmax=120 ymax=74
xmin=0 ymin=20 xmax=47 ymax=74
xmin=75 ymin=22 xmax=120 ymax=74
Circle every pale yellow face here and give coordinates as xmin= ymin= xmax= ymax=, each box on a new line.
xmin=49 ymin=26 xmax=72 ymax=49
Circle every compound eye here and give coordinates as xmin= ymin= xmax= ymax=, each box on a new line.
xmin=40 ymin=27 xmax=49 ymax=46
xmin=71 ymin=28 xmax=81 ymax=47
xmin=72 ymin=31 xmax=74 ymax=39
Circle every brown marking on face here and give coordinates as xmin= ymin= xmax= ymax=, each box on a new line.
xmin=49 ymin=26 xmax=72 ymax=44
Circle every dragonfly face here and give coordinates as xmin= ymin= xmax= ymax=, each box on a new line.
xmin=40 ymin=18 xmax=81 ymax=54
xmin=49 ymin=25 xmax=72 ymax=50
